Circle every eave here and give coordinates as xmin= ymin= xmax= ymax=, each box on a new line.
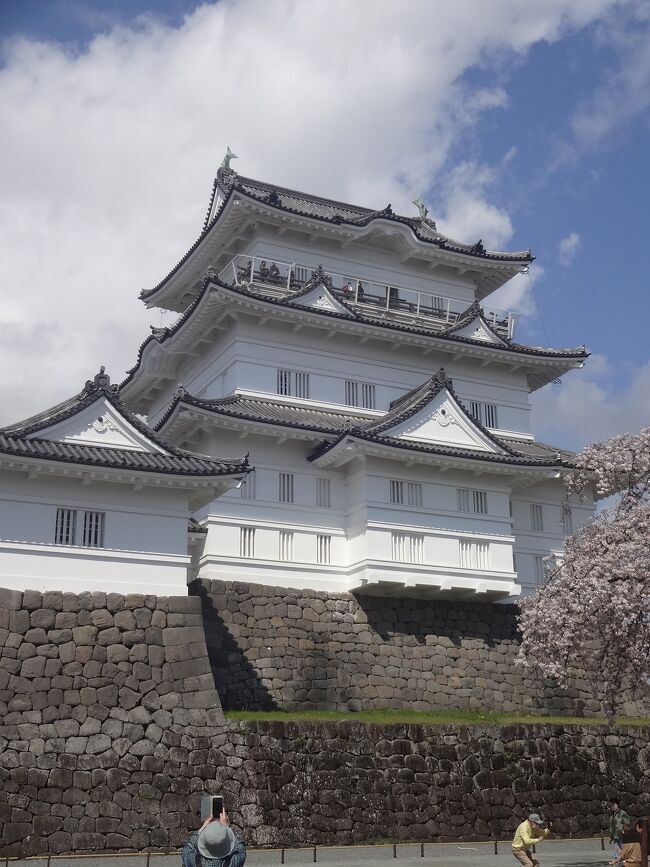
xmin=140 ymin=183 xmax=532 ymax=312
xmin=121 ymin=280 xmax=588 ymax=412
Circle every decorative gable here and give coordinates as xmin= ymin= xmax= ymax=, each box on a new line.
xmin=451 ymin=316 xmax=508 ymax=345
xmin=289 ymin=281 xmax=353 ymax=316
xmin=378 ymin=385 xmax=504 ymax=453
xmin=26 ymin=397 xmax=166 ymax=453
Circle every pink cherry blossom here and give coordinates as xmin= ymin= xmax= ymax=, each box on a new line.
xmin=517 ymin=427 xmax=650 ymax=723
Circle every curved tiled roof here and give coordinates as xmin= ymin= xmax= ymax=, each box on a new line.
xmin=140 ymin=168 xmax=533 ymax=304
xmin=154 ymin=387 xmax=574 ymax=470
xmin=0 ymin=369 xmax=249 ymax=478
xmin=122 ymin=278 xmax=588 ymax=397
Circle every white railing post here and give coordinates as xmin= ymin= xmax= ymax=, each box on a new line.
xmin=445 ymin=299 xmax=451 ymax=323
xmin=416 ymin=292 xmax=421 ymax=317
xmin=385 ymin=286 xmax=390 ymax=310
xmin=232 ymin=259 xmax=238 ymax=284
xmin=355 ymin=280 xmax=359 ymax=304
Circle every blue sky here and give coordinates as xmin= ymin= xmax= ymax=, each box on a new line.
xmin=0 ymin=0 xmax=649 ymax=449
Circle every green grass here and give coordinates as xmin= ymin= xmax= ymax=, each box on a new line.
xmin=225 ymin=707 xmax=650 ymax=726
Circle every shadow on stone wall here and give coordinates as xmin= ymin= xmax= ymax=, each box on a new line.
xmin=191 ymin=580 xmax=277 ymax=711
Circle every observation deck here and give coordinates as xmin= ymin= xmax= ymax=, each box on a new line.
xmin=218 ymin=255 xmax=518 ymax=340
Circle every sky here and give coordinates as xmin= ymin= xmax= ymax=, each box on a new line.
xmin=1 ymin=0 xmax=649 ymax=450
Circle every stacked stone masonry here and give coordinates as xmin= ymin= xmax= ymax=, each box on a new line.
xmin=3 ymin=583 xmax=650 ymax=855
xmin=197 ymin=579 xmax=647 ymax=717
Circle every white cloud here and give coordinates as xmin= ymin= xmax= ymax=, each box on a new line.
xmin=558 ymin=231 xmax=581 ymax=265
xmin=531 ymin=353 xmax=650 ymax=449
xmin=0 ymin=0 xmax=629 ymax=423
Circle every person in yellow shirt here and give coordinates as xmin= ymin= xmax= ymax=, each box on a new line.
xmin=511 ymin=813 xmax=552 ymax=867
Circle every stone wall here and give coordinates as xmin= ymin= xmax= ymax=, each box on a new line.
xmin=196 ymin=579 xmax=615 ymax=716
xmin=0 ymin=586 xmax=227 ymax=857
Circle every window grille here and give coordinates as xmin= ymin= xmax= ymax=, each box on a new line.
xmin=459 ymin=540 xmax=490 ymax=570
xmin=406 ymin=482 xmax=423 ymax=508
xmin=470 ymin=401 xmax=498 ymax=428
xmin=361 ymin=383 xmax=375 ymax=409
xmin=240 ymin=470 xmax=256 ymax=499
xmin=279 ymin=531 xmax=294 ymax=561
xmin=391 ymin=532 xmax=423 ymax=564
xmin=316 ymin=477 xmax=331 ymax=508
xmin=317 ymin=534 xmax=331 ymax=565
xmin=279 ymin=472 xmax=294 ymax=503
xmin=344 ymin=380 xmax=358 ymax=406
xmin=277 ymin=369 xmax=291 ymax=396
xmin=389 ymin=480 xmax=404 ymax=505
xmin=295 ymin=372 xmax=310 ymax=399
xmin=239 ymin=527 xmax=255 ymax=558
xmin=458 ymin=489 xmax=487 ymax=514
xmin=562 ymin=506 xmax=573 ymax=535
xmin=82 ymin=511 xmax=105 ymax=548
xmin=472 ymin=490 xmax=488 ymax=514
xmin=533 ymin=555 xmax=545 ymax=585
xmin=530 ymin=503 xmax=544 ymax=532
xmin=55 ymin=508 xmax=76 ymax=545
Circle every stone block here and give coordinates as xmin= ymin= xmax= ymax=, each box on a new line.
xmin=72 ymin=626 xmax=98 ymax=646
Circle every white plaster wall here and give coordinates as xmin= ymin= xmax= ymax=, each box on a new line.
xmin=0 ymin=469 xmax=193 ymax=594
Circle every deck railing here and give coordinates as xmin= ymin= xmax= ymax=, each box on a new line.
xmin=218 ymin=255 xmax=518 ymax=339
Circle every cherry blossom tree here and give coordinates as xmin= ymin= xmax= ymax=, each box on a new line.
xmin=517 ymin=427 xmax=650 ymax=722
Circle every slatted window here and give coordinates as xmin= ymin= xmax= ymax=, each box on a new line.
xmin=344 ymin=380 xmax=358 ymax=407
xmin=279 ymin=472 xmax=294 ymax=503
xmin=406 ymin=482 xmax=423 ymax=508
xmin=277 ymin=368 xmax=291 ymax=396
xmin=389 ymin=480 xmax=404 ymax=504
xmin=345 ymin=380 xmax=375 ymax=409
xmin=82 ymin=511 xmax=104 ymax=548
xmin=457 ymin=489 xmax=488 ymax=514
xmin=317 ymin=534 xmax=331 ymax=565
xmin=295 ymin=372 xmax=310 ymax=399
xmin=391 ymin=532 xmax=423 ymax=564
xmin=277 ymin=369 xmax=310 ymax=398
xmin=316 ymin=477 xmax=331 ymax=508
xmin=459 ymin=540 xmax=490 ymax=570
xmin=279 ymin=531 xmax=294 ymax=561
xmin=239 ymin=527 xmax=255 ymax=557
xmin=530 ymin=503 xmax=544 ymax=532
xmin=55 ymin=508 xmax=76 ymax=545
xmin=533 ymin=555 xmax=545 ymax=585
xmin=470 ymin=401 xmax=498 ymax=428
xmin=361 ymin=383 xmax=375 ymax=409
xmin=562 ymin=506 xmax=573 ymax=535
xmin=240 ymin=470 xmax=256 ymax=499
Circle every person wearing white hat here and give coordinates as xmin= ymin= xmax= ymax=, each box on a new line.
xmin=181 ymin=808 xmax=246 ymax=867
xmin=511 ymin=813 xmax=552 ymax=867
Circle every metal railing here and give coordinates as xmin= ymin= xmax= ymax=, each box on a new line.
xmin=217 ymin=255 xmax=518 ymax=339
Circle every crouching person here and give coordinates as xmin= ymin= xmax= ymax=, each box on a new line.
xmin=511 ymin=813 xmax=551 ymax=867
xmin=182 ymin=810 xmax=246 ymax=867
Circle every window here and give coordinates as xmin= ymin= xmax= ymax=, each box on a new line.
xmin=391 ymin=532 xmax=423 ymax=564
xmin=459 ymin=540 xmax=490 ymax=570
xmin=240 ymin=527 xmax=255 ymax=557
xmin=345 ymin=380 xmax=376 ymax=409
xmin=530 ymin=503 xmax=544 ymax=532
xmin=82 ymin=511 xmax=104 ymax=548
xmin=316 ymin=477 xmax=331 ymax=508
xmin=55 ymin=508 xmax=76 ymax=545
xmin=533 ymin=555 xmax=545 ymax=585
xmin=240 ymin=470 xmax=256 ymax=499
xmin=276 ymin=369 xmax=310 ymax=399
xmin=390 ymin=479 xmax=404 ymax=505
xmin=562 ymin=506 xmax=573 ymax=535
xmin=279 ymin=531 xmax=294 ymax=561
xmin=55 ymin=508 xmax=105 ymax=548
xmin=406 ymin=482 xmax=423 ymax=508
xmin=279 ymin=472 xmax=294 ymax=503
xmin=317 ymin=535 xmax=331 ymax=565
xmin=470 ymin=401 xmax=498 ymax=428
xmin=457 ymin=488 xmax=488 ymax=515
